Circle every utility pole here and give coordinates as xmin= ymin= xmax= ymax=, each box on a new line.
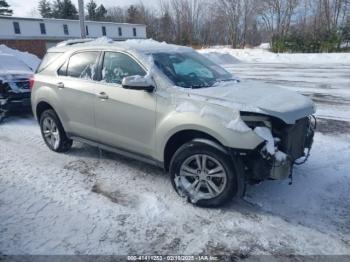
xmin=78 ymin=0 xmax=86 ymax=38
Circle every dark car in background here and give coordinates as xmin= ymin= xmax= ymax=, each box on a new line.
xmin=0 ymin=54 xmax=33 ymax=122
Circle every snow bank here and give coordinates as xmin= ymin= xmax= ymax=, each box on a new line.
xmin=0 ymin=54 xmax=33 ymax=76
xmin=200 ymin=48 xmax=350 ymax=65
xmin=202 ymin=52 xmax=241 ymax=65
xmin=0 ymin=45 xmax=41 ymax=71
xmin=257 ymin=43 xmax=271 ymax=50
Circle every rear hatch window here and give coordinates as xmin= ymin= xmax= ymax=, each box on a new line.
xmin=36 ymin=52 xmax=63 ymax=73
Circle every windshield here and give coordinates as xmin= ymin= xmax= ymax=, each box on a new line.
xmin=152 ymin=51 xmax=233 ymax=89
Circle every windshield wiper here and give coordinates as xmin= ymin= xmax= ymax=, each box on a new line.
xmin=190 ymin=85 xmax=208 ymax=89
xmin=219 ymin=78 xmax=240 ymax=83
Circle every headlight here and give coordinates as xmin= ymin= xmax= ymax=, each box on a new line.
xmin=240 ymin=113 xmax=272 ymax=129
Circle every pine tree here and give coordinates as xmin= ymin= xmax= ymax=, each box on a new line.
xmin=0 ymin=0 xmax=13 ymax=16
xmin=38 ymin=0 xmax=52 ymax=18
xmin=126 ymin=5 xmax=141 ymax=24
xmin=86 ymin=0 xmax=97 ymax=20
xmin=86 ymin=0 xmax=106 ymax=21
xmin=52 ymin=0 xmax=77 ymax=19
xmin=160 ymin=11 xmax=173 ymax=42
xmin=342 ymin=17 xmax=350 ymax=47
xmin=95 ymin=4 xmax=106 ymax=21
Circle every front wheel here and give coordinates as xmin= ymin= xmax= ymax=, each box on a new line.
xmin=169 ymin=140 xmax=245 ymax=207
xmin=40 ymin=109 xmax=73 ymax=152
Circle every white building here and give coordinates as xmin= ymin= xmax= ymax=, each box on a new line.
xmin=0 ymin=16 xmax=147 ymax=58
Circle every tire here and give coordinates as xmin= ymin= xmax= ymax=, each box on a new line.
xmin=169 ymin=139 xmax=245 ymax=207
xmin=39 ymin=109 xmax=73 ymax=153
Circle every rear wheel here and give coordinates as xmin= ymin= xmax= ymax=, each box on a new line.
xmin=40 ymin=109 xmax=72 ymax=152
xmin=170 ymin=140 xmax=244 ymax=207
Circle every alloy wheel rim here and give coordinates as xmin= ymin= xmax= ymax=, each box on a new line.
xmin=42 ymin=117 xmax=60 ymax=150
xmin=178 ymin=154 xmax=227 ymax=200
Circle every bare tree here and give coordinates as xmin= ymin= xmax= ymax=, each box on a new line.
xmin=319 ymin=0 xmax=349 ymax=32
xmin=88 ymin=0 xmax=350 ymax=52
xmin=170 ymin=0 xmax=204 ymax=45
xmin=259 ymin=0 xmax=299 ymax=39
xmin=215 ymin=0 xmax=242 ymax=48
xmin=106 ymin=7 xmax=126 ymax=23
xmin=159 ymin=0 xmax=176 ymax=42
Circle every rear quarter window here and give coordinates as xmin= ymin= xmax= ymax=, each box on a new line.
xmin=36 ymin=52 xmax=63 ymax=73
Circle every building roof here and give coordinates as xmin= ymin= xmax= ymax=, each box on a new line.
xmin=0 ymin=15 xmax=146 ymax=27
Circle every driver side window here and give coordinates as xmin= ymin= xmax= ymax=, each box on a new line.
xmin=101 ymin=52 xmax=146 ymax=84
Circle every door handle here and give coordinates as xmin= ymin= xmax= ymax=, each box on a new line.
xmin=57 ymin=82 xmax=65 ymax=89
xmin=97 ymin=92 xmax=109 ymax=100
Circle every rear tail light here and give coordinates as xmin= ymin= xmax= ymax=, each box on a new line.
xmin=29 ymin=77 xmax=35 ymax=91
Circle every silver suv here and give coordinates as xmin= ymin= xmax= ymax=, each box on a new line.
xmin=31 ymin=39 xmax=315 ymax=207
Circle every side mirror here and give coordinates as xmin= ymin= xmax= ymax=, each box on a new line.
xmin=122 ymin=75 xmax=155 ymax=92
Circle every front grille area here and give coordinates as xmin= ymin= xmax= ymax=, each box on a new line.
xmin=0 ymin=82 xmax=9 ymax=99
xmin=15 ymin=80 xmax=30 ymax=90
xmin=275 ymin=117 xmax=310 ymax=161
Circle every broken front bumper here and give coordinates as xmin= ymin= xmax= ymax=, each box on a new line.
xmin=245 ymin=116 xmax=316 ymax=182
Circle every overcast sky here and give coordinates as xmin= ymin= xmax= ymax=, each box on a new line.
xmin=7 ymin=0 xmax=159 ymax=17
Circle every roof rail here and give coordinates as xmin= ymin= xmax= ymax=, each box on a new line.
xmin=56 ymin=38 xmax=95 ymax=47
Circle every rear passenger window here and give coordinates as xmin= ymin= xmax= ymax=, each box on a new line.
xmin=101 ymin=52 xmax=146 ymax=84
xmin=67 ymin=52 xmax=100 ymax=80
xmin=57 ymin=60 xmax=68 ymax=76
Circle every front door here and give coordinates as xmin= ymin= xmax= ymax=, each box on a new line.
xmin=94 ymin=51 xmax=156 ymax=157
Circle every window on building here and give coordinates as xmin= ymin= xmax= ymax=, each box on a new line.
xmin=40 ymin=23 xmax=46 ymax=35
xmin=86 ymin=25 xmax=89 ymax=36
xmin=133 ymin=28 xmax=137 ymax=37
xmin=63 ymin=24 xmax=69 ymax=35
xmin=67 ymin=52 xmax=100 ymax=80
xmin=118 ymin=27 xmax=122 ymax=37
xmin=13 ymin=22 xmax=20 ymax=34
xmin=102 ymin=26 xmax=106 ymax=36
xmin=101 ymin=52 xmax=146 ymax=84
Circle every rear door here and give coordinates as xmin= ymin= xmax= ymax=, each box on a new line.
xmin=56 ymin=51 xmax=101 ymax=140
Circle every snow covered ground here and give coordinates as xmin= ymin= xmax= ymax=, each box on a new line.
xmin=1 ymin=47 xmax=350 ymax=256
xmin=200 ymin=47 xmax=350 ymax=65
xmin=1 ymin=118 xmax=349 ymax=256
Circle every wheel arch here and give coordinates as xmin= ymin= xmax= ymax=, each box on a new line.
xmin=36 ymin=101 xmax=55 ymax=122
xmin=163 ymin=129 xmax=228 ymax=172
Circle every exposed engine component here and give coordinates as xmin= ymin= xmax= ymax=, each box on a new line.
xmin=241 ymin=113 xmax=316 ymax=184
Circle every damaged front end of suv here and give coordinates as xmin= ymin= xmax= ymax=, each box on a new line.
xmin=0 ymin=77 xmax=32 ymax=122
xmin=240 ymin=112 xmax=316 ymax=184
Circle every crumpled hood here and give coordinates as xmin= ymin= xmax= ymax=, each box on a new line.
xmin=0 ymin=71 xmax=32 ymax=83
xmin=183 ymin=80 xmax=315 ymax=124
